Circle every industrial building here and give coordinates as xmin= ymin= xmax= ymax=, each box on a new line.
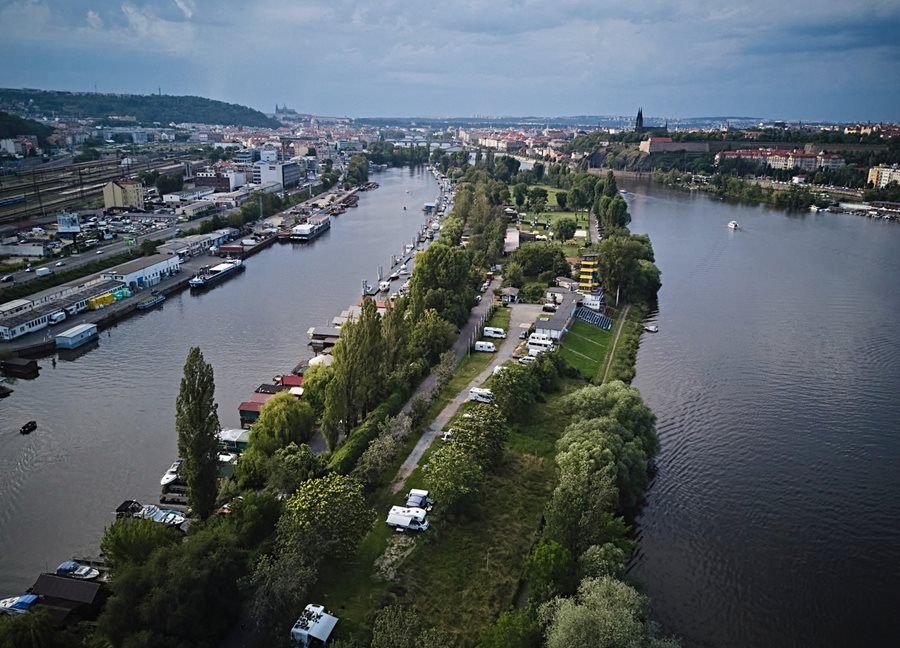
xmin=99 ymin=254 xmax=180 ymax=290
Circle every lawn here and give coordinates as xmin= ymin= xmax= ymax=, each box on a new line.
xmin=559 ymin=319 xmax=613 ymax=381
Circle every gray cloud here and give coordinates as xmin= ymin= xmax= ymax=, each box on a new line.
xmin=0 ymin=0 xmax=897 ymax=120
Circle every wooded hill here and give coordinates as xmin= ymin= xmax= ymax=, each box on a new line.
xmin=0 ymin=88 xmax=280 ymax=128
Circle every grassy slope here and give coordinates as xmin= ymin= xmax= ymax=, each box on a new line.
xmin=559 ymin=319 xmax=613 ymax=382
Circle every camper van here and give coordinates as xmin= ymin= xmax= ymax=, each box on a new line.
xmin=474 ymin=341 xmax=496 ymax=353
xmin=386 ymin=506 xmax=429 ymax=532
xmin=290 ymin=604 xmax=339 ymax=647
xmin=469 ymin=387 xmax=494 ymax=404
xmin=483 ymin=326 xmax=507 ymax=339
xmin=405 ymin=489 xmax=434 ymax=511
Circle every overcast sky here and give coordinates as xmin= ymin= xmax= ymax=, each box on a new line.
xmin=1 ymin=0 xmax=898 ymax=121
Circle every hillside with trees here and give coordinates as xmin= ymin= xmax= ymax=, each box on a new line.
xmin=0 ymin=110 xmax=54 ymax=145
xmin=0 ymin=88 xmax=279 ymax=127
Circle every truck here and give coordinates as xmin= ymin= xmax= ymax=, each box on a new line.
xmin=35 ymin=267 xmax=52 ymax=277
xmin=474 ymin=341 xmax=496 ymax=352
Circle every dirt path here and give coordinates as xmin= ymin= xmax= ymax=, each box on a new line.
xmin=390 ymin=302 xmax=542 ymax=493
xmin=601 ymin=304 xmax=630 ymax=384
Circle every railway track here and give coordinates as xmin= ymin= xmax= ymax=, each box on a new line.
xmin=0 ymin=156 xmax=192 ymax=225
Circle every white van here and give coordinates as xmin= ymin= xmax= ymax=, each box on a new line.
xmin=474 ymin=341 xmax=496 ymax=353
xmin=469 ymin=387 xmax=494 ymax=403
xmin=483 ymin=326 xmax=507 ymax=339
xmin=386 ymin=506 xmax=429 ymax=532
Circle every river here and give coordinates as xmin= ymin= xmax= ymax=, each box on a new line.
xmin=0 ymin=166 xmax=439 ymax=594
xmin=623 ymin=180 xmax=900 ymax=647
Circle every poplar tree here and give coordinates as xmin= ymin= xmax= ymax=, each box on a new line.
xmin=175 ymin=347 xmax=220 ymax=519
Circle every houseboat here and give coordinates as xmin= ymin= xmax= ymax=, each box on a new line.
xmin=55 ymin=323 xmax=98 ymax=350
xmin=188 ymin=259 xmax=244 ymax=289
xmin=290 ymin=215 xmax=331 ymax=242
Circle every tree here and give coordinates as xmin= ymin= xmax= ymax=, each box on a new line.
xmin=408 ymin=308 xmax=457 ymax=364
xmin=346 ymin=154 xmax=369 ymax=186
xmin=513 ymin=183 xmax=528 ymax=208
xmin=352 ymin=413 xmax=414 ymax=489
xmin=491 ymin=364 xmax=540 ymax=421
xmin=249 ymin=391 xmax=315 ymax=455
xmin=175 ymin=347 xmax=220 ymax=520
xmin=503 ymin=261 xmax=525 ymax=288
xmin=525 ymin=539 xmax=576 ymax=606
xmin=603 ymin=170 xmax=619 ymax=197
xmin=479 ymin=610 xmax=542 ymax=648
xmin=280 ymin=473 xmax=373 ymax=559
xmin=540 ymin=577 xmax=680 ymax=648
xmin=0 ymin=610 xmax=77 ymax=648
xmin=561 ymin=381 xmax=659 ymax=457
xmin=300 ymin=363 xmax=332 ymax=416
xmin=424 ymin=442 xmax=484 ymax=511
xmin=552 ymin=217 xmax=578 ymax=242
xmin=268 ymin=442 xmax=322 ymax=494
xmin=556 ymin=191 xmax=568 ymax=211
xmin=156 ymin=173 xmax=184 ymax=195
xmin=100 ymin=527 xmax=245 ymax=647
xmin=452 ymin=403 xmax=509 ymax=469
xmin=579 ymin=542 xmax=628 ymax=580
xmin=513 ymin=242 xmax=570 ymax=278
xmin=100 ymin=518 xmax=179 ymax=574
xmin=601 ymin=195 xmax=631 ymax=231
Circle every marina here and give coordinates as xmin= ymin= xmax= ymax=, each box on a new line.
xmin=0 ymin=166 xmax=442 ymax=594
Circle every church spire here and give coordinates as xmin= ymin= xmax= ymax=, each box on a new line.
xmin=635 ymin=107 xmax=644 ymax=133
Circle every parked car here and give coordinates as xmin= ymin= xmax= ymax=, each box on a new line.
xmin=518 ymin=355 xmax=537 ymax=365
xmin=542 ymin=303 xmax=558 ymax=313
xmin=0 ymin=275 xmax=13 ymax=283
xmin=519 ymin=330 xmax=528 ymax=339
xmin=55 ymin=261 xmax=66 ymax=267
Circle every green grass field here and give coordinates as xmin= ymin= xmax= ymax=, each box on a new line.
xmin=559 ymin=319 xmax=613 ymax=381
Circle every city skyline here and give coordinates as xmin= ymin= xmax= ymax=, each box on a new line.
xmin=1 ymin=1 xmax=899 ymax=122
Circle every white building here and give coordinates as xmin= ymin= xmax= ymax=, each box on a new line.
xmin=868 ymin=164 xmax=900 ymax=188
xmin=252 ymin=160 xmax=303 ymax=189
xmin=163 ymin=187 xmax=215 ymax=204
xmin=100 ymin=254 xmax=180 ymax=289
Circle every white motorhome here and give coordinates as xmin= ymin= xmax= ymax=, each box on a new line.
xmin=527 ymin=334 xmax=555 ymax=355
xmin=474 ymin=341 xmax=496 ymax=352
xmin=469 ymin=387 xmax=494 ymax=403
xmin=290 ymin=604 xmax=339 ymax=647
xmin=386 ymin=506 xmax=430 ymax=532
xmin=483 ymin=326 xmax=507 ymax=339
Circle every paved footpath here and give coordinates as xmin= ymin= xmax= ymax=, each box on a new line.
xmin=390 ymin=301 xmax=541 ymax=492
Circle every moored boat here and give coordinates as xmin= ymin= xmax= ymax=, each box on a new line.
xmin=0 ymin=594 xmax=38 ymax=614
xmin=56 ymin=561 xmax=100 ymax=580
xmin=290 ymin=215 xmax=331 ymax=242
xmin=136 ymin=293 xmax=166 ymax=310
xmin=189 ymin=259 xmax=244 ymax=289
xmin=644 ymin=325 xmax=659 ymax=333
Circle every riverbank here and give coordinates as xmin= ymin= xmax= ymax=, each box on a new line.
xmin=0 ymin=167 xmax=443 ymax=597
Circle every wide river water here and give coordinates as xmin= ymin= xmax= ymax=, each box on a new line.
xmin=624 ymin=179 xmax=900 ymax=648
xmin=0 ymin=166 xmax=439 ymax=594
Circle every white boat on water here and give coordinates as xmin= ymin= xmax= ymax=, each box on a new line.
xmin=56 ymin=561 xmax=100 ymax=580
xmin=398 ymin=264 xmax=409 ymax=275
xmin=728 ymin=221 xmax=740 ymax=230
xmin=378 ymin=280 xmax=391 ymax=292
xmin=160 ymin=460 xmax=181 ymax=487
xmin=644 ymin=325 xmax=659 ymax=333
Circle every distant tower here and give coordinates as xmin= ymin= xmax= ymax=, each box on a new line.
xmin=635 ymin=108 xmax=644 ymax=133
